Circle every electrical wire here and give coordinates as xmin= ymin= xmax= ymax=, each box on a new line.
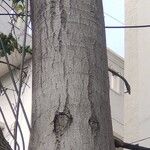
xmin=0 ymin=3 xmax=150 ymax=29
xmin=105 ymin=25 xmax=150 ymax=29
xmin=104 ymin=12 xmax=150 ymax=29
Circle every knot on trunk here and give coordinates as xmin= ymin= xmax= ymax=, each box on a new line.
xmin=89 ymin=116 xmax=100 ymax=135
xmin=53 ymin=111 xmax=73 ymax=136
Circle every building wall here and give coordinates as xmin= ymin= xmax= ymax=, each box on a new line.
xmin=125 ymin=0 xmax=150 ymax=147
xmin=108 ymin=49 xmax=124 ymax=140
xmin=0 ymin=0 xmax=12 ymax=35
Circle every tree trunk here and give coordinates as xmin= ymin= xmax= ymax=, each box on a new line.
xmin=29 ymin=0 xmax=115 ymax=149
xmin=0 ymin=128 xmax=12 ymax=150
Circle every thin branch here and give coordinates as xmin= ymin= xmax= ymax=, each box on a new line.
xmin=0 ymin=107 xmax=20 ymax=150
xmin=0 ymin=60 xmax=27 ymax=77
xmin=0 ymin=3 xmax=16 ymax=36
xmin=0 ymin=4 xmax=12 ymax=18
xmin=0 ymin=3 xmax=19 ymax=38
xmin=0 ymin=60 xmax=20 ymax=70
xmin=108 ymin=68 xmax=131 ymax=94
xmin=0 ymin=13 xmax=30 ymax=16
xmin=2 ymin=0 xmax=31 ymax=29
xmin=14 ymin=0 xmax=29 ymax=149
xmin=0 ymin=37 xmax=31 ymax=133
xmin=0 ymin=81 xmax=25 ymax=150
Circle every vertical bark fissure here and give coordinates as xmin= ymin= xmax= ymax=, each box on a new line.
xmin=53 ymin=80 xmax=73 ymax=150
xmin=57 ymin=0 xmax=67 ymax=57
xmin=63 ymin=60 xmax=66 ymax=80
xmin=87 ymin=57 xmax=100 ymax=137
xmin=39 ymin=35 xmax=43 ymax=89
xmin=59 ymin=0 xmax=67 ymax=30
xmin=50 ymin=0 xmax=56 ymax=32
xmin=58 ymin=29 xmax=63 ymax=53
xmin=43 ymin=1 xmax=49 ymax=40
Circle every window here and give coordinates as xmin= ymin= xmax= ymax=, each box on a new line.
xmin=109 ymin=73 xmax=120 ymax=93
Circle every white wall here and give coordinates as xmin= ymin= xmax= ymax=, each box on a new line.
xmin=125 ymin=0 xmax=150 ymax=147
xmin=108 ymin=49 xmax=124 ymax=139
xmin=0 ymin=60 xmax=32 ymax=149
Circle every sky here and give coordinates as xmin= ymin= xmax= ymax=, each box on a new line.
xmin=103 ymin=0 xmax=124 ymax=57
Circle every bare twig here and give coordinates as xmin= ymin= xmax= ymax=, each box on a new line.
xmin=0 ymin=37 xmax=31 ymax=132
xmin=0 ymin=107 xmax=20 ymax=150
xmin=0 ymin=13 xmax=30 ymax=16
xmin=2 ymin=0 xmax=31 ymax=29
xmin=0 ymin=60 xmax=27 ymax=77
xmin=0 ymin=81 xmax=25 ymax=150
xmin=14 ymin=0 xmax=29 ymax=149
xmin=0 ymin=3 xmax=17 ymax=36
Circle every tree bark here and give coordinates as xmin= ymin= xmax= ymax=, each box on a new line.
xmin=29 ymin=0 xmax=115 ymax=149
xmin=0 ymin=128 xmax=12 ymax=150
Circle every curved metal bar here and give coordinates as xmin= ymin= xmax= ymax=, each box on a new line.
xmin=108 ymin=68 xmax=131 ymax=94
xmin=114 ymin=137 xmax=150 ymax=149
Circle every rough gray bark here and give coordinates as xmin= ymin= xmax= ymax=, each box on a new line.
xmin=29 ymin=0 xmax=115 ymax=149
xmin=0 ymin=128 xmax=12 ymax=150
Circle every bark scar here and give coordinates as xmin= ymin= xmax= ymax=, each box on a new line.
xmin=53 ymin=111 xmax=73 ymax=135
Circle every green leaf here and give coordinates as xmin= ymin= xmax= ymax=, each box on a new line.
xmin=0 ymin=33 xmax=32 ymax=58
xmin=13 ymin=0 xmax=24 ymax=4
xmin=15 ymin=4 xmax=24 ymax=12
